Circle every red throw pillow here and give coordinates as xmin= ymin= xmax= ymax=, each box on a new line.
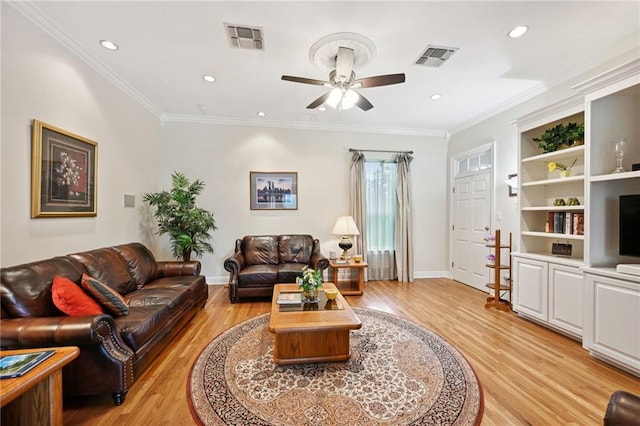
xmin=81 ymin=274 xmax=129 ymax=316
xmin=52 ymin=276 xmax=104 ymax=316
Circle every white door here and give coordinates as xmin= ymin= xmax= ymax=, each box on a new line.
xmin=451 ymin=171 xmax=492 ymax=291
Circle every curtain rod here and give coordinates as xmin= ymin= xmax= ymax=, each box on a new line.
xmin=349 ymin=148 xmax=414 ymax=154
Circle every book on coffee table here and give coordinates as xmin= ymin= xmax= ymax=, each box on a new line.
xmin=0 ymin=350 xmax=55 ymax=379
xmin=276 ymin=292 xmax=302 ymax=305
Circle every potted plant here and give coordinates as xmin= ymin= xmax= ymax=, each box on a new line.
xmin=533 ymin=122 xmax=584 ymax=153
xmin=486 ymin=253 xmax=496 ymax=265
xmin=144 ymin=171 xmax=217 ymax=261
xmin=297 ymin=266 xmax=323 ymax=302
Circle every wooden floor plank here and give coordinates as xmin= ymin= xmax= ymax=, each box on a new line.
xmin=63 ymin=278 xmax=640 ymax=425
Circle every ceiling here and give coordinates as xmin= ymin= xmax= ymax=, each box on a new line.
xmin=11 ymin=1 xmax=640 ymax=136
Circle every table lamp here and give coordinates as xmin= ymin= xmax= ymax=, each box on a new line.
xmin=332 ymin=216 xmax=360 ymax=260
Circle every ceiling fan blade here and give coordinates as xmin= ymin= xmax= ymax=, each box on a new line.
xmin=353 ymin=73 xmax=406 ymax=88
xmin=355 ymin=93 xmax=374 ymax=111
xmin=306 ymin=92 xmax=331 ymax=109
xmin=281 ymin=75 xmax=329 ymax=86
xmin=335 ymin=47 xmax=354 ymax=83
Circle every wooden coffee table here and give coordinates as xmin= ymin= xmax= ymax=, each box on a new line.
xmin=1 ymin=346 xmax=79 ymax=426
xmin=269 ymin=283 xmax=362 ymax=365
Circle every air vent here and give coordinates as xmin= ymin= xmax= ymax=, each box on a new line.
xmin=414 ymin=45 xmax=458 ymax=67
xmin=224 ymin=23 xmax=264 ymax=50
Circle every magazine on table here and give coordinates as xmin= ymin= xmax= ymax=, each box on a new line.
xmin=277 ymin=292 xmax=302 ymax=305
xmin=0 ymin=350 xmax=55 ymax=379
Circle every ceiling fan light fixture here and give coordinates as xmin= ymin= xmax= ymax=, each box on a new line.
xmin=341 ymin=89 xmax=359 ymax=110
xmin=326 ymin=87 xmax=343 ymax=109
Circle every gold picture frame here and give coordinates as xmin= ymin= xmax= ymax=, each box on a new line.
xmin=31 ymin=120 xmax=98 ymax=218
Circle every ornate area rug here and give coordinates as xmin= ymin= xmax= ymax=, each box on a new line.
xmin=188 ymin=308 xmax=483 ymax=425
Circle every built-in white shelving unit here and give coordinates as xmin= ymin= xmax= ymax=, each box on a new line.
xmin=513 ymin=59 xmax=640 ymax=377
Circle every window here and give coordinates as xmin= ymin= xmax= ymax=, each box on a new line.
xmin=456 ymin=148 xmax=492 ymax=177
xmin=365 ymin=161 xmax=397 ymax=251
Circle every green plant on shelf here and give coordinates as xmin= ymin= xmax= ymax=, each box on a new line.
xmin=533 ymin=122 xmax=584 ymax=153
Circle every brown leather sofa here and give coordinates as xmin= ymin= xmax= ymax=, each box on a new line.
xmin=224 ymin=234 xmax=329 ymax=303
xmin=604 ymin=390 xmax=640 ymax=425
xmin=0 ymin=242 xmax=207 ymax=405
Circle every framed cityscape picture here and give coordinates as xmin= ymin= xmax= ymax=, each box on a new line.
xmin=250 ymin=171 xmax=297 ymax=210
xmin=31 ymin=120 xmax=98 ymax=218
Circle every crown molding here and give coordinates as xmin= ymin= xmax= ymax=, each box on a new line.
xmin=571 ymin=58 xmax=640 ymax=94
xmin=161 ymin=113 xmax=446 ymax=138
xmin=9 ymin=1 xmax=165 ymax=119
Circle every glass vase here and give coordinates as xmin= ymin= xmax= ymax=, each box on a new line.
xmin=612 ymin=139 xmax=626 ymax=173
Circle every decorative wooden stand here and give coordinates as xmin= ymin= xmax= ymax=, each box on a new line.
xmin=484 ymin=229 xmax=512 ymax=311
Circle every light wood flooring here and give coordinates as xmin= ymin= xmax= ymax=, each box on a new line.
xmin=64 ymin=278 xmax=640 ymax=425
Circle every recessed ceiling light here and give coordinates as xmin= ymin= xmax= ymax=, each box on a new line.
xmin=508 ymin=26 xmax=528 ymax=38
xmin=318 ymin=106 xmax=327 ymax=112
xmin=99 ymin=40 xmax=119 ymax=50
xmin=202 ymin=75 xmax=216 ymax=83
xmin=430 ymin=94 xmax=442 ymax=100
xmin=257 ymin=111 xmax=266 ymax=117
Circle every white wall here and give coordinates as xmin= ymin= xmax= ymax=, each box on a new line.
xmin=159 ymin=122 xmax=449 ymax=282
xmin=1 ymin=5 xmax=163 ymax=266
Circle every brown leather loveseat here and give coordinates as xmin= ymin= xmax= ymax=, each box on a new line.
xmin=224 ymin=234 xmax=329 ymax=303
xmin=0 ymin=242 xmax=207 ymax=405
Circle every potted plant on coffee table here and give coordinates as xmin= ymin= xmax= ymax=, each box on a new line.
xmin=297 ymin=266 xmax=323 ymax=303
xmin=144 ymin=171 xmax=217 ymax=261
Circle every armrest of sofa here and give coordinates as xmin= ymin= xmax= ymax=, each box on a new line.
xmin=223 ymin=252 xmax=245 ymax=277
xmin=156 ymin=261 xmax=201 ymax=277
xmin=310 ymin=239 xmax=329 ymax=271
xmin=0 ymin=314 xmax=130 ymax=349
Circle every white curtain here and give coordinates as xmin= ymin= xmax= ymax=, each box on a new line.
xmin=395 ymin=153 xmax=414 ymax=282
xmin=349 ymin=152 xmax=367 ymax=265
xmin=365 ymin=161 xmax=397 ymax=280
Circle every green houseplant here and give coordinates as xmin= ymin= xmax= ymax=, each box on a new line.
xmin=144 ymin=171 xmax=217 ymax=261
xmin=533 ymin=122 xmax=584 ymax=153
xmin=297 ymin=266 xmax=323 ymax=302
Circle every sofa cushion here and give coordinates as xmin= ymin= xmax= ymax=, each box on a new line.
xmin=238 ymin=264 xmax=278 ymax=287
xmin=277 ymin=263 xmax=307 ymax=283
xmin=137 ymin=276 xmax=207 ymax=311
xmin=115 ymin=305 xmax=170 ymax=351
xmin=112 ymin=243 xmax=158 ymax=289
xmin=278 ymin=235 xmax=313 ymax=264
xmin=81 ymin=274 xmax=129 ymax=316
xmin=52 ymin=276 xmax=104 ymax=316
xmin=242 ymin=236 xmax=278 ymax=266
xmin=1 ymin=257 xmax=84 ymax=318
xmin=69 ymin=248 xmax=137 ymax=295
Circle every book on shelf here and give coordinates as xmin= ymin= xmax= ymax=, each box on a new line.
xmin=547 ymin=212 xmax=584 ymax=235
xmin=276 ymin=292 xmax=302 ymax=305
xmin=0 ymin=350 xmax=55 ymax=379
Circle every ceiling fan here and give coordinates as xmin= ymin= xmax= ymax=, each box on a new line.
xmin=281 ymin=46 xmax=405 ymax=111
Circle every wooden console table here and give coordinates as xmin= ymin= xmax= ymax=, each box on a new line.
xmin=329 ymin=259 xmax=368 ymax=295
xmin=1 ymin=346 xmax=79 ymax=426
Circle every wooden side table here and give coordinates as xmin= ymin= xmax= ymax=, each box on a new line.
xmin=329 ymin=260 xmax=368 ymax=296
xmin=1 ymin=346 xmax=79 ymax=426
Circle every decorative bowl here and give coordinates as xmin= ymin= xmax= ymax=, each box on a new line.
xmin=324 ymin=289 xmax=339 ymax=300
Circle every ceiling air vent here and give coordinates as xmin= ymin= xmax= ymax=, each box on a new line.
xmin=415 ymin=45 xmax=458 ymax=67
xmin=224 ymin=23 xmax=264 ymax=50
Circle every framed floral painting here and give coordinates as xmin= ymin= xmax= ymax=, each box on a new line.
xmin=31 ymin=120 xmax=98 ymax=218
xmin=250 ymin=171 xmax=297 ymax=210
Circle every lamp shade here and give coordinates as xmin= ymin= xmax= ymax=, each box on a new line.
xmin=332 ymin=216 xmax=360 ymax=236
